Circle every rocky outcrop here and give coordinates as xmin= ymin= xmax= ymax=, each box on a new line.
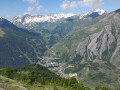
xmin=75 ymin=11 xmax=120 ymax=66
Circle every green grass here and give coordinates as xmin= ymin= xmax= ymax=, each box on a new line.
xmin=26 ymin=84 xmax=71 ymax=90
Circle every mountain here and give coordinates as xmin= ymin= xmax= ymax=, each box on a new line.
xmin=11 ymin=13 xmax=77 ymax=24
xmin=1 ymin=8 xmax=119 ymax=88
xmin=45 ymin=9 xmax=120 ymax=88
xmin=11 ymin=13 xmax=76 ymax=24
xmin=0 ymin=17 xmax=16 ymax=28
xmin=10 ymin=9 xmax=106 ymax=26
xmin=45 ymin=13 xmax=107 ymax=62
xmin=79 ymin=9 xmax=107 ymax=19
xmin=10 ymin=9 xmax=106 ymax=31
xmin=0 ymin=18 xmax=46 ymax=67
xmin=45 ymin=9 xmax=118 ymax=65
xmin=9 ymin=9 xmax=107 ymax=47
xmin=10 ymin=13 xmax=77 ymax=30
xmin=75 ymin=9 xmax=120 ymax=66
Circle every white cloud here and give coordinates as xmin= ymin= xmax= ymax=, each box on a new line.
xmin=36 ymin=5 xmax=42 ymax=11
xmin=61 ymin=0 xmax=104 ymax=10
xmin=22 ymin=0 xmax=42 ymax=12
xmin=28 ymin=6 xmax=34 ymax=12
xmin=60 ymin=0 xmax=78 ymax=11
xmin=78 ymin=0 xmax=103 ymax=8
xmin=23 ymin=0 xmax=38 ymax=5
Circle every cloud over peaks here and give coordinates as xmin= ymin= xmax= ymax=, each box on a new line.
xmin=23 ymin=0 xmax=38 ymax=5
xmin=28 ymin=6 xmax=34 ymax=12
xmin=79 ymin=0 xmax=103 ymax=8
xmin=61 ymin=0 xmax=104 ymax=11
xmin=22 ymin=0 xmax=42 ymax=12
xmin=36 ymin=5 xmax=42 ymax=11
xmin=60 ymin=0 xmax=78 ymax=11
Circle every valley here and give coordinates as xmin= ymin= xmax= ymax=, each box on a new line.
xmin=0 ymin=8 xmax=120 ymax=89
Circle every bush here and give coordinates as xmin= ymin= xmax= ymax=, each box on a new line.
xmin=1 ymin=67 xmax=12 ymax=78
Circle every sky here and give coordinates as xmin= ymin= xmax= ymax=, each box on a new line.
xmin=0 ymin=0 xmax=120 ymax=19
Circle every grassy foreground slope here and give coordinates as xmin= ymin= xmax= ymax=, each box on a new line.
xmin=0 ymin=64 xmax=93 ymax=90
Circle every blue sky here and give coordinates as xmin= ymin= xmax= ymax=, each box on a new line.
xmin=0 ymin=0 xmax=120 ymax=19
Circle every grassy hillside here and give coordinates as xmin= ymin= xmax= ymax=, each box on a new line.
xmin=0 ymin=64 xmax=92 ymax=90
xmin=0 ymin=18 xmax=46 ymax=67
xmin=9 ymin=64 xmax=61 ymax=83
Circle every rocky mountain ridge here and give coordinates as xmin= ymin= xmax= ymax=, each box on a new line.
xmin=76 ymin=11 xmax=120 ymax=67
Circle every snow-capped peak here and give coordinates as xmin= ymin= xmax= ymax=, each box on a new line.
xmin=10 ymin=13 xmax=77 ymax=24
xmin=80 ymin=9 xmax=107 ymax=19
xmin=91 ymin=9 xmax=106 ymax=15
xmin=0 ymin=17 xmax=3 ymax=20
xmin=10 ymin=9 xmax=107 ymax=25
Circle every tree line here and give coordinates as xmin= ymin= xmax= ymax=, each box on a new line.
xmin=0 ymin=64 xmax=120 ymax=90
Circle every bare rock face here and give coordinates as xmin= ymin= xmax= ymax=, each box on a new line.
xmin=75 ymin=11 xmax=120 ymax=66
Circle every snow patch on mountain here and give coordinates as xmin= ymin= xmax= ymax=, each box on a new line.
xmin=0 ymin=17 xmax=3 ymax=20
xmin=10 ymin=9 xmax=107 ymax=26
xmin=10 ymin=13 xmax=77 ymax=24
xmin=80 ymin=9 xmax=107 ymax=19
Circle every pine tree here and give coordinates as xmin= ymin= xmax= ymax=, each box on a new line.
xmin=68 ymin=77 xmax=78 ymax=88
xmin=28 ymin=70 xmax=36 ymax=85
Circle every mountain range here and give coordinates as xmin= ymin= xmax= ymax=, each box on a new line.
xmin=10 ymin=9 xmax=107 ymax=30
xmin=0 ymin=8 xmax=120 ymax=88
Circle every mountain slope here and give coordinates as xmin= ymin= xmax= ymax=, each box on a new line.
xmin=44 ymin=9 xmax=120 ymax=88
xmin=75 ymin=9 xmax=120 ymax=66
xmin=45 ymin=9 xmax=120 ymax=65
xmin=0 ymin=18 xmax=46 ymax=67
xmin=8 ymin=64 xmax=61 ymax=83
xmin=0 ymin=64 xmax=61 ymax=90
xmin=65 ymin=60 xmax=120 ymax=88
xmin=0 ymin=64 xmax=93 ymax=90
xmin=45 ymin=14 xmax=107 ymax=62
